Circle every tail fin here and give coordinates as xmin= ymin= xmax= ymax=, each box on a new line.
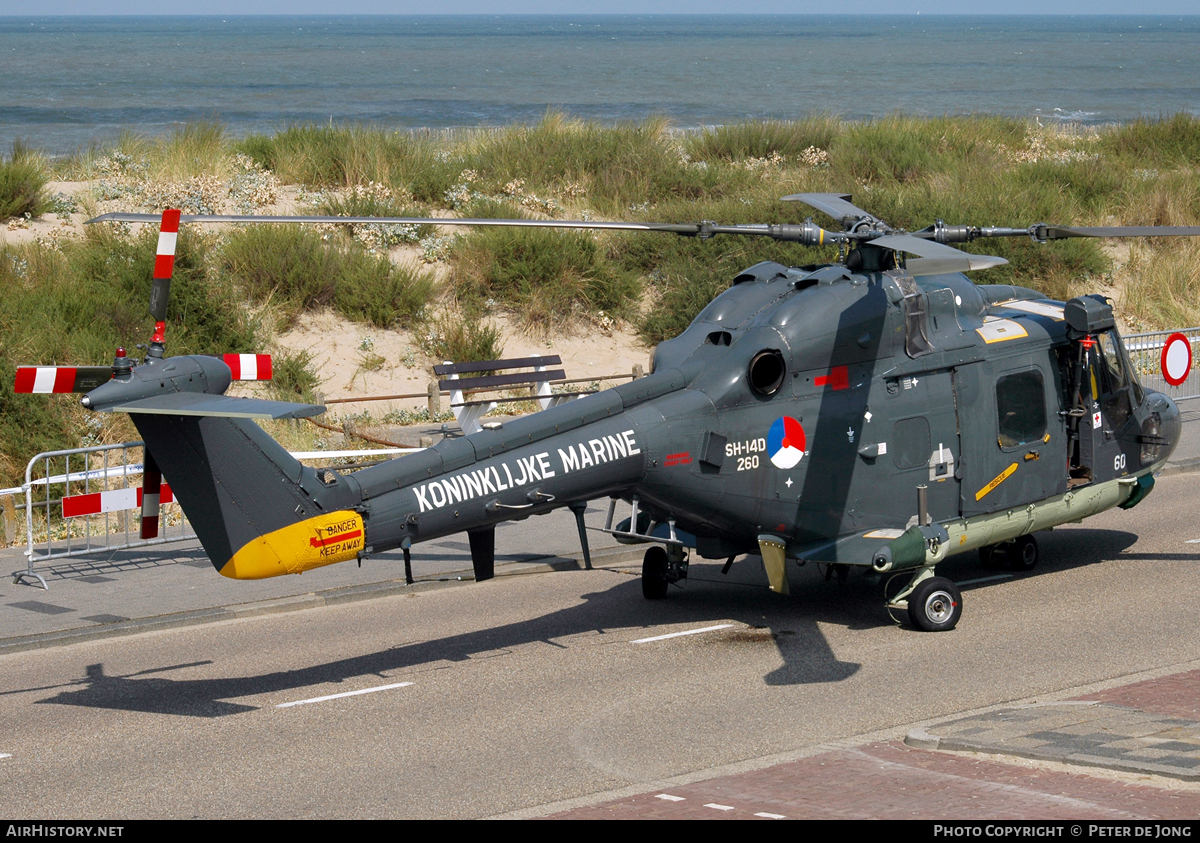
xmin=131 ymin=413 xmax=365 ymax=579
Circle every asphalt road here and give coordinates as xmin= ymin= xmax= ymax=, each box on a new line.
xmin=2 ymin=472 xmax=1199 ymax=819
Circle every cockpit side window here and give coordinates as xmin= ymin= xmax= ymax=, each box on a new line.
xmin=1094 ymin=331 xmax=1138 ymax=430
xmin=996 ymin=369 xmax=1047 ymax=449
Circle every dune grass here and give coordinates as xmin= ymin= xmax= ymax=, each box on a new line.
xmin=217 ymin=225 xmax=437 ymax=329
xmin=0 ymin=142 xmax=50 ymax=219
xmin=7 ymin=112 xmax=1200 ymax=485
xmin=686 ymin=115 xmax=843 ymax=163
xmin=450 ymin=225 xmax=640 ymax=333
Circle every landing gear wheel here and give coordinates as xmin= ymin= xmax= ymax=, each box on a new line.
xmin=907 ymin=576 xmax=962 ymax=632
xmin=978 ymin=545 xmax=1004 ymax=569
xmin=1010 ymin=534 xmax=1038 ymax=572
xmin=642 ymin=546 xmax=669 ymax=599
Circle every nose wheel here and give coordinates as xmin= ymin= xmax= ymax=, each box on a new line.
xmin=907 ymin=576 xmax=962 ymax=631
xmin=887 ymin=570 xmax=963 ymax=631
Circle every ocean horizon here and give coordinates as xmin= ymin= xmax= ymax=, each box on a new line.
xmin=4 ymin=14 xmax=1199 ymax=155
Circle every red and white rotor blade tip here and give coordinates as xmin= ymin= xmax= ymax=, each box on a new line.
xmin=14 ymin=366 xmax=114 ymax=393
xmin=223 ymin=354 xmax=273 ymax=380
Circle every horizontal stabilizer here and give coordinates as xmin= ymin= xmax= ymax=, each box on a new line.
xmin=99 ymin=393 xmax=324 ymax=419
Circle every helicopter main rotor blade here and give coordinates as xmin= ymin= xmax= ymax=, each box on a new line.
xmin=89 ymin=212 xmax=708 ymax=237
xmin=1035 ymin=224 xmax=1200 ymax=240
xmin=913 ymin=222 xmax=1200 ymax=244
xmin=869 ymin=234 xmax=1009 ymax=275
xmin=87 ymin=213 xmax=840 ymax=246
xmin=781 ymin=193 xmax=882 ymax=229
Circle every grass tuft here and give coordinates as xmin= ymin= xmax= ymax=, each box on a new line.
xmin=0 ymin=142 xmax=50 ymax=219
xmin=450 ymin=226 xmax=640 ymax=332
xmin=218 ymin=226 xmax=437 ymax=328
xmin=686 ymin=115 xmax=842 ymax=162
xmin=419 ymin=314 xmax=504 ymax=363
xmin=269 ymin=348 xmax=322 ymax=404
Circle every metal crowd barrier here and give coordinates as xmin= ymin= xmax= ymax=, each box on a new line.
xmin=10 ymin=442 xmax=194 ymax=589
xmin=6 ymin=442 xmax=423 ymax=590
xmin=1124 ymin=327 xmax=1200 ymax=403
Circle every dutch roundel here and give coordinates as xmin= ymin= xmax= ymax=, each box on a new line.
xmin=1161 ymin=333 xmax=1192 ymax=388
xmin=768 ymin=416 xmax=806 ymax=469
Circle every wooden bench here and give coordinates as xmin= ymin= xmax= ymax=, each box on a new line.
xmin=434 ymin=355 xmax=597 ymax=435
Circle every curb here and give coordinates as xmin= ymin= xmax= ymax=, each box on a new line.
xmin=1159 ymin=456 xmax=1200 ymax=477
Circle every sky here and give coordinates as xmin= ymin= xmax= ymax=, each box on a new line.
xmin=5 ymin=2 xmax=1199 ymax=15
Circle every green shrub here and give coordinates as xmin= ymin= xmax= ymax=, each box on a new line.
xmin=450 ymin=226 xmax=640 ymax=332
xmin=419 ymin=314 xmax=504 ymax=363
xmin=219 ymin=225 xmax=344 ymax=315
xmin=0 ymin=142 xmax=49 ymax=219
xmin=269 ymin=348 xmax=321 ymax=404
xmin=334 ymin=260 xmax=436 ymax=328
xmin=462 ymin=113 xmax=730 ymax=214
xmin=686 ymin=116 xmax=842 ymax=162
xmin=157 ymin=121 xmax=228 ymax=180
xmin=218 ymin=225 xmax=437 ymax=328
xmin=234 ymin=124 xmax=434 ymax=189
xmin=1098 ymin=113 xmax=1200 ymax=167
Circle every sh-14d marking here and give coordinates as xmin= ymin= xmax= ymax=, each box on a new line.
xmin=19 ymin=194 xmax=1197 ymax=630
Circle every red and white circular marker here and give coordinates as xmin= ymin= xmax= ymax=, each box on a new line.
xmin=1161 ymin=333 xmax=1193 ymax=387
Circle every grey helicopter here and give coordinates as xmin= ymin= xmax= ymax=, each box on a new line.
xmin=20 ymin=194 xmax=1195 ymax=631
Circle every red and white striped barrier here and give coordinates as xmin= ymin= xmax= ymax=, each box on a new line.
xmin=62 ymin=483 xmax=174 ymax=519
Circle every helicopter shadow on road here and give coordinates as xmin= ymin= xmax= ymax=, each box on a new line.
xmin=953 ymin=527 xmax=1143 ymax=582
xmin=21 ymin=527 xmax=1156 ymax=718
xmin=25 ymin=557 xmax=888 ymax=718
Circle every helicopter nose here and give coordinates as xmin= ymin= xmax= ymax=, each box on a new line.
xmin=1148 ymin=391 xmax=1182 ymax=467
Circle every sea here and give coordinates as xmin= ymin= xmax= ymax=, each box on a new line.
xmin=2 ymin=14 xmax=1199 ymax=156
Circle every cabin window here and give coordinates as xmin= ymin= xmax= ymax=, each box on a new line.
xmin=892 ymin=417 xmax=931 ymax=470
xmin=996 ymin=369 xmax=1047 ymax=448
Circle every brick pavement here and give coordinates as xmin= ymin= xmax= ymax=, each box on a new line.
xmin=540 ymin=669 xmax=1200 ymax=819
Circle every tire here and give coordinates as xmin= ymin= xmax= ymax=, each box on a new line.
xmin=1010 ymin=534 xmax=1038 ymax=572
xmin=978 ymin=545 xmax=1004 ymax=569
xmin=907 ymin=576 xmax=962 ymax=632
xmin=642 ymin=546 xmax=669 ymax=599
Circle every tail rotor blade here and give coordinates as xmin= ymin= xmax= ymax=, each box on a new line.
xmin=148 ymin=209 xmax=181 ymax=349
xmin=140 ymin=450 xmax=162 ymax=540
xmin=14 ymin=366 xmax=114 ymax=394
xmin=223 ymin=354 xmax=273 ymax=381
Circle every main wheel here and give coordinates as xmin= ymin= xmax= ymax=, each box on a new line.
xmin=1010 ymin=534 xmax=1038 ymax=571
xmin=978 ymin=545 xmax=1004 ymax=569
xmin=642 ymin=546 xmax=669 ymax=599
xmin=907 ymin=576 xmax=962 ymax=632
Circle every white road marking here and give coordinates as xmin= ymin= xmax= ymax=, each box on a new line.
xmin=276 ymin=681 xmax=413 ymax=708
xmin=0 ymin=753 xmax=11 ymax=760
xmin=957 ymin=574 xmax=1013 ymax=586
xmin=755 ymin=812 xmax=786 ymax=819
xmin=655 ymin=794 xmax=685 ymax=802
xmin=1186 ymin=539 xmax=1200 ymax=544
xmin=632 ymin=624 xmax=734 ymax=644
xmin=705 ymin=803 xmax=736 ymax=811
